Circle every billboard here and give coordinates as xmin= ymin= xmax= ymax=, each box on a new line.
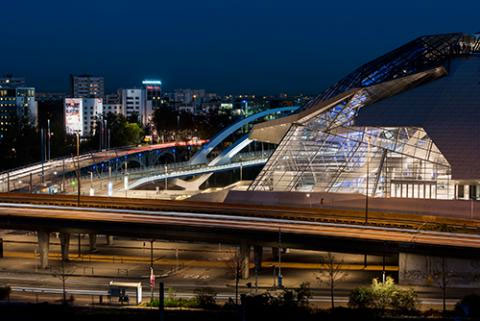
xmin=65 ymin=98 xmax=83 ymax=136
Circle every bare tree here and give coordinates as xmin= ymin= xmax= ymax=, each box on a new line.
xmin=225 ymin=247 xmax=244 ymax=305
xmin=405 ymin=255 xmax=455 ymax=314
xmin=316 ymin=252 xmax=347 ymax=309
xmin=51 ymin=259 xmax=77 ymax=304
xmin=430 ymin=256 xmax=454 ymax=314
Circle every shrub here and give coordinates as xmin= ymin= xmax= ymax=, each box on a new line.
xmin=391 ymin=288 xmax=417 ymax=312
xmin=0 ymin=286 xmax=11 ymax=300
xmin=194 ymin=287 xmax=217 ymax=309
xmin=348 ymin=277 xmax=417 ymax=312
xmin=455 ymin=294 xmax=480 ymax=318
xmin=295 ymin=282 xmax=312 ymax=307
xmin=349 ymin=287 xmax=374 ymax=309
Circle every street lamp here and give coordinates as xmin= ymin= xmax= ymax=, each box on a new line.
xmin=75 ymin=131 xmax=81 ymax=206
xmin=164 ymin=163 xmax=168 ymax=190
xmin=124 ymin=161 xmax=128 ymax=197
xmin=107 ymin=166 xmax=113 ymax=197
xmin=277 ymin=227 xmax=283 ymax=288
xmin=88 ymin=171 xmax=94 ymax=196
xmin=306 ymin=193 xmax=311 ymax=208
xmin=364 ymin=133 xmax=371 ymax=268
xmin=239 ymin=155 xmax=243 ymax=181
xmin=365 ymin=134 xmax=371 ymax=224
xmin=47 ymin=119 xmax=51 ymax=161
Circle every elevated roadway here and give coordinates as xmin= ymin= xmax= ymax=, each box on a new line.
xmin=0 ymin=193 xmax=480 ymax=261
xmin=0 ymin=140 xmax=207 ymax=193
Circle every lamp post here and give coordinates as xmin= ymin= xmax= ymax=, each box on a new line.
xmin=164 ymin=164 xmax=168 ymax=190
xmin=88 ymin=171 xmax=94 ymax=196
xmin=239 ymin=156 xmax=243 ymax=181
xmin=107 ymin=166 xmax=112 ymax=196
xmin=124 ymin=161 xmax=128 ymax=197
xmin=365 ymin=134 xmax=371 ymax=224
xmin=75 ymin=132 xmax=81 ymax=206
xmin=47 ymin=119 xmax=51 ymax=161
xmin=277 ymin=227 xmax=283 ymax=288
xmin=364 ymin=133 xmax=371 ymax=268
xmin=306 ymin=193 xmax=311 ymax=208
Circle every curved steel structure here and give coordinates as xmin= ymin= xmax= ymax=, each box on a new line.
xmin=189 ymin=106 xmax=298 ymax=165
xmin=128 ymin=106 xmax=298 ymax=190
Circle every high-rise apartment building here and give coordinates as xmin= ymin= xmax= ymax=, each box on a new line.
xmin=64 ymin=98 xmax=103 ymax=137
xmin=0 ymin=87 xmax=37 ymax=136
xmin=121 ymin=89 xmax=145 ymax=123
xmin=70 ymin=75 xmax=104 ymax=99
xmin=103 ymin=91 xmax=123 ymax=116
xmin=142 ymin=79 xmax=162 ymax=106
xmin=0 ymin=74 xmax=26 ymax=89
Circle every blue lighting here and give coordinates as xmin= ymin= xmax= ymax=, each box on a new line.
xmin=142 ymin=80 xmax=162 ymax=85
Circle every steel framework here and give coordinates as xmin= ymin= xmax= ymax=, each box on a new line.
xmin=250 ymin=33 xmax=480 ymax=199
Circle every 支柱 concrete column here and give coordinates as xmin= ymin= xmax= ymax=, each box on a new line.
xmin=253 ymin=245 xmax=263 ymax=272
xmin=89 ymin=234 xmax=97 ymax=252
xmin=106 ymin=235 xmax=114 ymax=245
xmin=240 ymin=241 xmax=250 ymax=279
xmin=59 ymin=233 xmax=70 ymax=261
xmin=272 ymin=247 xmax=279 ymax=261
xmin=37 ymin=231 xmax=50 ymax=268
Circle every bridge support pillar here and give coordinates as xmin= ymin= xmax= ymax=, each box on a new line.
xmin=272 ymin=247 xmax=279 ymax=261
xmin=37 ymin=231 xmax=50 ymax=268
xmin=253 ymin=245 xmax=263 ymax=272
xmin=59 ymin=233 xmax=70 ymax=262
xmin=89 ymin=234 xmax=97 ymax=252
xmin=106 ymin=235 xmax=114 ymax=245
xmin=240 ymin=241 xmax=250 ymax=279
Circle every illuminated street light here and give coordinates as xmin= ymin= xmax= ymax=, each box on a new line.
xmin=306 ymin=193 xmax=311 ymax=208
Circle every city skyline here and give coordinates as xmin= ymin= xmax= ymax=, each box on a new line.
xmin=2 ymin=0 xmax=479 ymax=95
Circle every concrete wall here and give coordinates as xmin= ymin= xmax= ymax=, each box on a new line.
xmin=225 ymin=190 xmax=480 ymax=219
xmin=399 ymin=252 xmax=480 ymax=288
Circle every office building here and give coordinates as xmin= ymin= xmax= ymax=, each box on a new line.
xmin=103 ymin=92 xmax=123 ymax=116
xmin=121 ymin=88 xmax=145 ymax=123
xmin=64 ymin=98 xmax=103 ymax=137
xmin=0 ymin=74 xmax=26 ymax=88
xmin=70 ymin=75 xmax=104 ymax=99
xmin=142 ymin=80 xmax=162 ymax=108
xmin=0 ymin=87 xmax=37 ymax=136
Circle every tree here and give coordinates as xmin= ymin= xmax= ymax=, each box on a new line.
xmin=127 ymin=111 xmax=140 ymax=124
xmin=225 ymin=247 xmax=245 ymax=305
xmin=193 ymin=287 xmax=217 ymax=308
xmin=430 ymin=256 xmax=453 ymax=314
xmin=0 ymin=114 xmax=40 ymax=169
xmin=96 ymin=113 xmax=144 ymax=148
xmin=316 ymin=252 xmax=347 ymax=309
xmin=0 ymin=286 xmax=11 ymax=301
xmin=51 ymin=259 xmax=77 ymax=304
xmin=403 ymin=255 xmax=454 ymax=314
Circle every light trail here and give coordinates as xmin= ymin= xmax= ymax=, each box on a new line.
xmin=0 ymin=202 xmax=480 ymax=248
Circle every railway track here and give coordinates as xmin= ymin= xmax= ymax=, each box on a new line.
xmin=0 ymin=193 xmax=478 ymax=234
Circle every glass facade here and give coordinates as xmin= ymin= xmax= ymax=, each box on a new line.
xmin=249 ymin=33 xmax=480 ymax=200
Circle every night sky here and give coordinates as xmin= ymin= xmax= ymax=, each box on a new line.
xmin=1 ymin=0 xmax=479 ymax=95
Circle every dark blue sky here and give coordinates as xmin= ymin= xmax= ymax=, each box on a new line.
xmin=1 ymin=0 xmax=479 ymax=95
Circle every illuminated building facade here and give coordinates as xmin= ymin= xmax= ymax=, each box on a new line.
xmin=250 ymin=33 xmax=480 ymax=200
xmin=70 ymin=75 xmax=104 ymax=99
xmin=0 ymin=87 xmax=37 ymax=136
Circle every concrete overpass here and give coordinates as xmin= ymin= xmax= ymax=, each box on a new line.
xmin=1 ymin=193 xmax=480 ymax=280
